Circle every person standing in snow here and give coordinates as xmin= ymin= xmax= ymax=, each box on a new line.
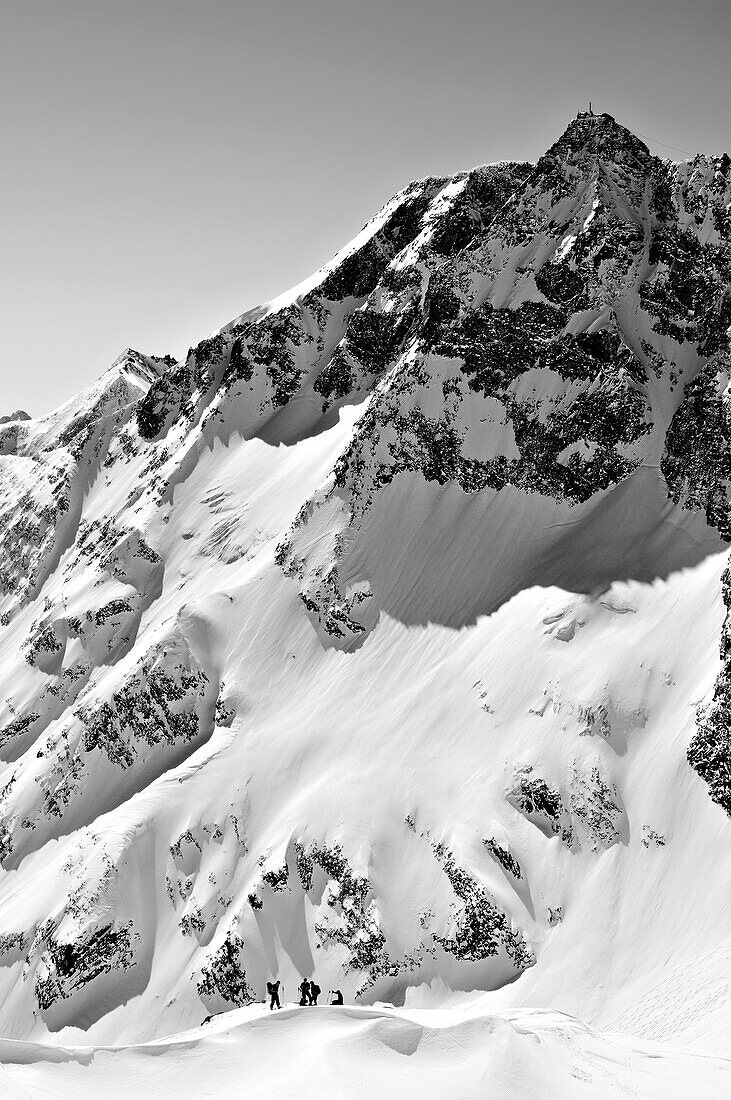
xmin=331 ymin=989 xmax=343 ymax=1005
xmin=308 ymin=980 xmax=321 ymax=1005
xmin=267 ymin=980 xmax=281 ymax=1010
xmin=298 ymin=977 xmax=311 ymax=1006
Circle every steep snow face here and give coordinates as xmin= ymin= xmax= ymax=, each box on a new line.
xmin=1 ymin=114 xmax=731 ymax=1056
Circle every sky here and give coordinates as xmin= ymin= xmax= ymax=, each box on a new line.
xmin=1 ymin=0 xmax=729 ymax=417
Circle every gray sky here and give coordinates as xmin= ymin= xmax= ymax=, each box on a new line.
xmin=2 ymin=0 xmax=729 ymax=417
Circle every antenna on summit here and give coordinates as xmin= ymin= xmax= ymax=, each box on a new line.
xmin=589 ymin=101 xmax=594 ymax=115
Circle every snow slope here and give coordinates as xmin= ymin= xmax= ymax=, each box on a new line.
xmin=2 ymin=1004 xmax=731 ymax=1100
xmin=1 ymin=112 xmax=731 ymax=1094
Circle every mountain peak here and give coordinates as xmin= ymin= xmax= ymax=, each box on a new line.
xmin=0 ymin=409 xmax=30 ymax=425
xmin=544 ymin=111 xmax=652 ymax=168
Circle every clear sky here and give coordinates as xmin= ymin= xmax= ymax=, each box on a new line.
xmin=2 ymin=0 xmax=729 ymax=416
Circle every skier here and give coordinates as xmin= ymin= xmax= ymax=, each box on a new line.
xmin=298 ymin=977 xmax=311 ymax=1006
xmin=309 ymin=980 xmax=321 ymax=1006
xmin=330 ymin=989 xmax=343 ymax=1005
xmin=267 ymin=979 xmax=281 ymax=1011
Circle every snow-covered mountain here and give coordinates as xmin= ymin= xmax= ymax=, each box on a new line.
xmin=1 ymin=112 xmax=731 ymax=1087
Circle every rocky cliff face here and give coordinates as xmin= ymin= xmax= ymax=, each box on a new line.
xmin=0 ymin=113 xmax=730 ymax=1044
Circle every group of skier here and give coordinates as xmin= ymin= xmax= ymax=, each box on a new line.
xmin=298 ymin=977 xmax=321 ymax=1006
xmin=266 ymin=978 xmax=343 ymax=1010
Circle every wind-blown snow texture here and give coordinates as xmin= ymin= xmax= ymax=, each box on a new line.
xmin=1 ymin=113 xmax=731 ymax=1093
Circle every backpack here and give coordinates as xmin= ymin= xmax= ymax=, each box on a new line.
xmin=267 ymin=982 xmax=275 ymax=994
xmin=312 ymin=984 xmax=321 ymax=996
